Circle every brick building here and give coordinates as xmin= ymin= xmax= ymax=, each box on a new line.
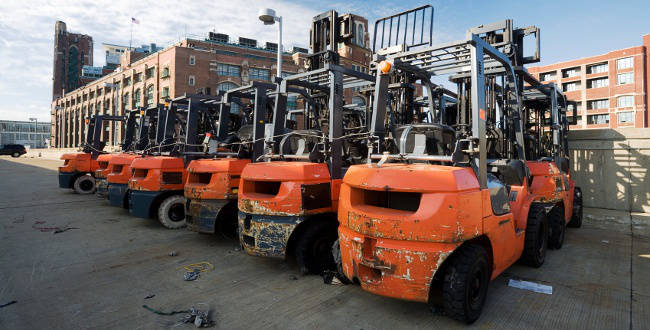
xmin=528 ymin=34 xmax=649 ymax=129
xmin=52 ymin=21 xmax=94 ymax=100
xmin=50 ymin=14 xmax=371 ymax=148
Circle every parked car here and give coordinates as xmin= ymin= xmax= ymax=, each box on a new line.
xmin=0 ymin=144 xmax=27 ymax=157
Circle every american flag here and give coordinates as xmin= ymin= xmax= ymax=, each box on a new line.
xmin=131 ymin=17 xmax=140 ymax=24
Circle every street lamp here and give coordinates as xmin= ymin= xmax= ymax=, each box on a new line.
xmin=104 ymin=82 xmax=120 ymax=147
xmin=29 ymin=117 xmax=38 ymax=148
xmin=258 ymin=8 xmax=283 ymax=79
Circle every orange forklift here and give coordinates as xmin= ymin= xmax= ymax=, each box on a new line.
xmin=521 ymin=81 xmax=583 ymax=248
xmin=184 ymin=82 xmax=275 ymax=237
xmin=95 ymin=109 xmax=142 ymax=198
xmin=58 ymin=115 xmax=126 ymax=194
xmin=106 ymin=105 xmax=163 ymax=208
xmin=237 ymin=10 xmax=376 ymax=274
xmin=128 ymin=95 xmax=229 ymax=229
xmin=335 ymin=13 xmax=561 ymax=323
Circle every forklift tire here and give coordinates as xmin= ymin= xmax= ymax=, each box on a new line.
xmin=332 ymin=239 xmax=351 ymax=284
xmin=568 ymin=187 xmax=583 ymax=228
xmin=73 ymin=175 xmax=96 ymax=194
xmin=295 ymin=221 xmax=337 ymax=275
xmin=548 ymin=205 xmax=566 ymax=250
xmin=521 ymin=204 xmax=548 ymax=268
xmin=157 ymin=195 xmax=186 ymax=229
xmin=442 ymin=244 xmax=489 ymax=324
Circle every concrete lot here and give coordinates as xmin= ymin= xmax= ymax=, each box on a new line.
xmin=0 ymin=157 xmax=648 ymax=329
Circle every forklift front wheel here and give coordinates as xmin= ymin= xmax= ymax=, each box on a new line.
xmin=73 ymin=175 xmax=96 ymax=194
xmin=158 ymin=195 xmax=187 ymax=229
xmin=548 ymin=205 xmax=566 ymax=250
xmin=568 ymin=187 xmax=583 ymax=228
xmin=295 ymin=221 xmax=337 ymax=275
xmin=331 ymin=239 xmax=351 ymax=284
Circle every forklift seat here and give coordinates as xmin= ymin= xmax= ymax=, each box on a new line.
xmin=394 ymin=124 xmax=455 ymax=156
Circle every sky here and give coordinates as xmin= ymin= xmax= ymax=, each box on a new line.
xmin=0 ymin=0 xmax=648 ymax=122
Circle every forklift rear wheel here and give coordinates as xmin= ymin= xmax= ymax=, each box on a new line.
xmin=442 ymin=244 xmax=489 ymax=324
xmin=548 ymin=205 xmax=566 ymax=249
xmin=295 ymin=222 xmax=337 ymax=275
xmin=331 ymin=239 xmax=351 ymax=284
xmin=158 ymin=195 xmax=186 ymax=229
xmin=521 ymin=204 xmax=548 ymax=268
xmin=568 ymin=187 xmax=583 ymax=228
xmin=73 ymin=175 xmax=96 ymax=194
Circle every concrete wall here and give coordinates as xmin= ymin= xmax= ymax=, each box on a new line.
xmin=569 ymin=128 xmax=650 ymax=212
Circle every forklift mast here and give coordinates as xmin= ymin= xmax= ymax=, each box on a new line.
xmin=83 ymin=115 xmax=127 ymax=159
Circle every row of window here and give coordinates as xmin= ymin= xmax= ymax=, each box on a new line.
xmin=583 ymin=112 xmax=634 ymax=125
xmin=561 ymin=72 xmax=634 ymax=92
xmin=540 ymin=56 xmax=634 ymax=82
xmin=585 ymin=95 xmax=635 ymax=110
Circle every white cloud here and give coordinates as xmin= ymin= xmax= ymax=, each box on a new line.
xmin=0 ymin=0 xmax=318 ymax=122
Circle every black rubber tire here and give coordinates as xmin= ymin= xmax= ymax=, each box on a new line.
xmin=331 ymin=239 xmax=351 ymax=284
xmin=521 ymin=204 xmax=548 ymax=268
xmin=216 ymin=201 xmax=239 ymax=239
xmin=157 ymin=195 xmax=186 ymax=229
xmin=442 ymin=244 xmax=490 ymax=324
xmin=568 ymin=187 xmax=583 ymax=228
xmin=73 ymin=175 xmax=96 ymax=194
xmin=11 ymin=152 xmax=20 ymax=158
xmin=295 ymin=221 xmax=338 ymax=275
xmin=548 ymin=205 xmax=566 ymax=250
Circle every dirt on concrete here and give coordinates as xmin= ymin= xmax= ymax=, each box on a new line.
xmin=0 ymin=157 xmax=648 ymax=328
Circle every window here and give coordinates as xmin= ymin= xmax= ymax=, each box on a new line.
xmin=563 ymin=81 xmax=580 ymax=92
xmin=160 ymin=67 xmax=170 ymax=78
xmin=146 ymin=67 xmax=155 ymax=79
xmin=146 ymin=85 xmax=154 ymax=106
xmin=352 ymin=96 xmax=366 ymax=106
xmin=249 ymin=68 xmax=270 ymax=81
xmin=134 ymin=72 xmax=143 ymax=83
xmin=123 ymin=77 xmax=131 ymax=86
xmin=617 ymin=95 xmax=633 ymax=108
xmin=189 ymin=55 xmax=196 ymax=65
xmin=188 ymin=75 xmax=195 ymax=86
xmin=587 ymin=99 xmax=609 ymax=110
xmin=123 ymin=92 xmax=129 ymax=110
xmin=161 ymin=87 xmax=169 ymax=98
xmin=587 ymin=114 xmax=609 ymax=125
xmin=281 ymin=71 xmax=294 ymax=78
xmin=618 ymin=112 xmax=634 ymax=124
xmin=356 ymin=23 xmax=365 ymax=47
xmin=617 ymin=72 xmax=633 ymax=85
xmin=217 ymin=63 xmax=240 ymax=77
xmin=217 ymin=82 xmax=240 ymax=113
xmin=616 ymin=57 xmax=633 ymax=70
xmin=587 ymin=62 xmax=608 ymax=74
xmin=540 ymin=71 xmax=556 ymax=81
xmin=134 ymin=89 xmax=141 ymax=108
xmin=587 ymin=77 xmax=608 ymax=89
xmin=562 ymin=67 xmax=580 ymax=78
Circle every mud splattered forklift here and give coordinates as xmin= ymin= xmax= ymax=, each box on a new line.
xmin=95 ymin=109 xmax=141 ymax=198
xmin=184 ymin=82 xmax=275 ymax=237
xmin=106 ymin=104 xmax=163 ymax=208
xmin=58 ymin=115 xmax=126 ymax=194
xmin=521 ymin=80 xmax=583 ymax=248
xmin=237 ymin=10 xmax=375 ymax=274
xmin=336 ymin=10 xmax=557 ymax=323
xmin=128 ymin=95 xmax=231 ymax=228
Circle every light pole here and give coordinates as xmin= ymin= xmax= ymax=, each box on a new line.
xmin=104 ymin=82 xmax=120 ymax=147
xmin=258 ymin=8 xmax=283 ymax=78
xmin=29 ymin=117 xmax=38 ymax=148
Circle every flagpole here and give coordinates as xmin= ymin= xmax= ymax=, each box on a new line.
xmin=129 ymin=20 xmax=133 ymax=50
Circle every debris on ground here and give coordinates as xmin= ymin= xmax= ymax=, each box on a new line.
xmin=142 ymin=304 xmax=188 ymax=315
xmin=169 ymin=251 xmax=178 ymax=256
xmin=144 ymin=294 xmax=155 ymax=299
xmin=53 ymin=227 xmax=79 ymax=234
xmin=182 ymin=306 xmax=214 ymax=328
xmin=0 ymin=300 xmax=17 ymax=308
xmin=180 ymin=262 xmax=214 ymax=273
xmin=290 ymin=275 xmax=298 ymax=280
xmin=602 ymin=240 xmax=609 ymax=244
xmin=184 ymin=269 xmax=200 ymax=281
xmin=322 ymin=271 xmax=345 ymax=285
xmin=508 ymin=279 xmax=553 ymax=295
